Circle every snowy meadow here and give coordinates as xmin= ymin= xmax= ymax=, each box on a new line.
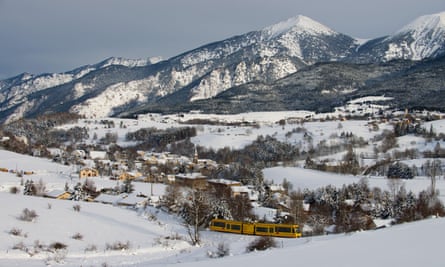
xmin=1 ymin=110 xmax=445 ymax=266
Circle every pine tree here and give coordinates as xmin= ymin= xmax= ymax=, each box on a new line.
xmin=23 ymin=180 xmax=35 ymax=196
xmin=73 ymin=182 xmax=84 ymax=201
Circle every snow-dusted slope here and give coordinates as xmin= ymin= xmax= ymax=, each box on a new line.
xmin=385 ymin=11 xmax=445 ymax=60
xmin=180 ymin=15 xmax=355 ymax=102
xmin=356 ymin=11 xmax=445 ymax=62
xmin=68 ymin=14 xmax=356 ymax=114
xmin=96 ymin=56 xmax=163 ymax=68
xmin=0 ymin=57 xmax=159 ymax=122
xmin=1 ymin=12 xmax=445 ymax=121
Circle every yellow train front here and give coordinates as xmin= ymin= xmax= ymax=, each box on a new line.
xmin=209 ymin=219 xmax=302 ymax=238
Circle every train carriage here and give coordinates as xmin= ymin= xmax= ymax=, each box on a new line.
xmin=209 ymin=219 xmax=302 ymax=238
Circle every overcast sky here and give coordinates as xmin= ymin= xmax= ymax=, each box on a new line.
xmin=0 ymin=0 xmax=444 ymax=79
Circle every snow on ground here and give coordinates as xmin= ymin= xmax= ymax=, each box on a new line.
xmin=1 ymin=185 xmax=443 ymax=267
xmin=263 ymin=166 xmax=445 ymax=202
xmin=0 ymin=193 xmax=189 ymax=267
xmin=0 ymin=149 xmax=444 ymax=266
xmin=3 ymin=112 xmax=445 ymax=266
xmin=156 ymin=217 xmax=445 ymax=267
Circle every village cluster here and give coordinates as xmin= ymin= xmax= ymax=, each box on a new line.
xmin=13 ymin=147 xmax=265 ymax=210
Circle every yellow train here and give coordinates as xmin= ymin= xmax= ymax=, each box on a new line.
xmin=209 ymin=219 xmax=302 ymax=238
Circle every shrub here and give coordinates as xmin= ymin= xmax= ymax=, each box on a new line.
xmin=49 ymin=242 xmax=67 ymax=251
xmin=33 ymin=240 xmax=45 ymax=253
xmin=9 ymin=186 xmax=20 ymax=194
xmin=9 ymin=228 xmax=26 ymax=237
xmin=105 ymin=241 xmax=130 ymax=251
xmin=45 ymin=247 xmax=68 ymax=265
xmin=12 ymin=241 xmax=26 ymax=251
xmin=208 ymin=242 xmax=230 ymax=258
xmin=72 ymin=232 xmax=83 ymax=240
xmin=18 ymin=208 xmax=38 ymax=222
xmin=246 ymin=236 xmax=277 ymax=252
xmin=84 ymin=244 xmax=98 ymax=252
xmin=154 ymin=234 xmax=184 ymax=248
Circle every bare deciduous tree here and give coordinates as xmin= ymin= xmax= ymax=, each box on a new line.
xmin=424 ymin=159 xmax=442 ymax=197
xmin=181 ymin=189 xmax=210 ymax=245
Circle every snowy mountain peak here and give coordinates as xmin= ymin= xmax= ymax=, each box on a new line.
xmin=97 ymin=56 xmax=162 ymax=68
xmin=398 ymin=11 xmax=445 ymax=34
xmin=380 ymin=11 xmax=445 ymax=61
xmin=262 ymin=15 xmax=335 ymax=39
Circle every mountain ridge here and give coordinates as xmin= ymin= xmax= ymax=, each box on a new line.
xmin=0 ymin=11 xmax=444 ymax=123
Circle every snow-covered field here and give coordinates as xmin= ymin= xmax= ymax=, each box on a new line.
xmin=1 ymin=181 xmax=444 ymax=267
xmin=263 ymin=166 xmax=445 ymax=203
xmin=2 ymin=111 xmax=445 ymax=266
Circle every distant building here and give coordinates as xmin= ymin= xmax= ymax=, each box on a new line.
xmin=45 ymin=189 xmax=71 ymax=200
xmin=175 ymin=172 xmax=208 ymax=189
xmin=79 ymin=167 xmax=99 ymax=178
xmin=119 ymin=171 xmax=142 ymax=181
xmin=231 ymin=186 xmax=259 ymax=201
xmin=89 ymin=151 xmax=107 ymax=160
xmin=207 ymin=178 xmax=242 ymax=192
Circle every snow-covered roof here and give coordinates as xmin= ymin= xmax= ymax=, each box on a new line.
xmin=268 ymin=184 xmax=285 ymax=192
xmin=90 ymin=151 xmax=107 ymax=159
xmin=230 ymin=185 xmax=259 ymax=201
xmin=94 ymin=193 xmax=147 ymax=206
xmin=207 ymin=179 xmax=241 ymax=186
xmin=45 ymin=189 xmax=68 ymax=198
xmin=175 ymin=172 xmax=207 ymax=180
xmin=94 ymin=194 xmax=120 ymax=204
xmin=117 ymin=194 xmax=147 ymax=206
xmin=47 ymin=148 xmax=62 ymax=156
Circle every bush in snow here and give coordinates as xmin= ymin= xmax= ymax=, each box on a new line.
xmin=45 ymin=243 xmax=68 ymax=265
xmin=34 ymin=179 xmax=47 ymax=196
xmin=105 ymin=241 xmax=131 ymax=251
xmin=84 ymin=244 xmax=98 ymax=252
xmin=45 ymin=249 xmax=67 ymax=265
xmin=246 ymin=236 xmax=277 ymax=252
xmin=208 ymin=242 xmax=230 ymax=258
xmin=73 ymin=204 xmax=81 ymax=212
xmin=49 ymin=242 xmax=68 ymax=251
xmin=154 ymin=234 xmax=184 ymax=248
xmin=9 ymin=227 xmax=26 ymax=237
xmin=71 ymin=232 xmax=83 ymax=240
xmin=18 ymin=208 xmax=38 ymax=222
xmin=9 ymin=186 xmax=20 ymax=194
xmin=12 ymin=241 xmax=27 ymax=252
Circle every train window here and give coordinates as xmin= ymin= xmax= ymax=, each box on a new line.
xmin=213 ymin=221 xmax=225 ymax=228
xmin=256 ymin=227 xmax=268 ymax=232
xmin=276 ymin=227 xmax=291 ymax=233
xmin=231 ymin=224 xmax=241 ymax=230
